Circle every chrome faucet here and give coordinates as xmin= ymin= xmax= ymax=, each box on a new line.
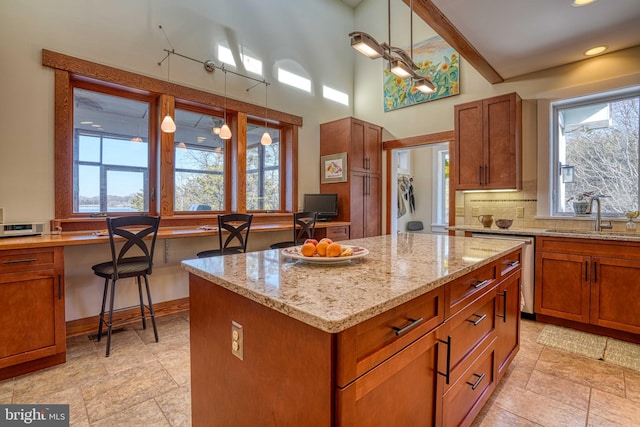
xmin=589 ymin=195 xmax=613 ymax=231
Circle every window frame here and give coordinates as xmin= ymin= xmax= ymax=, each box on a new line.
xmin=45 ymin=49 xmax=301 ymax=231
xmin=549 ymin=86 xmax=640 ymax=217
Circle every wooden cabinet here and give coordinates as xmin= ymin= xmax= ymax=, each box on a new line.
xmin=314 ymin=224 xmax=350 ymax=242
xmin=336 ymin=328 xmax=441 ymax=427
xmin=454 ymin=92 xmax=522 ymax=190
xmin=535 ymin=237 xmax=640 ymax=336
xmin=495 ymin=270 xmax=521 ymax=380
xmin=189 ymin=248 xmax=522 ymax=426
xmin=0 ymin=247 xmax=66 ymax=380
xmin=320 ymin=117 xmax=382 ymax=239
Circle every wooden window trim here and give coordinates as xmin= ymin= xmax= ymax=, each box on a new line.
xmin=43 ymin=49 xmax=302 ymax=231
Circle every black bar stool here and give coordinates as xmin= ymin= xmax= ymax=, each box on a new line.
xmin=197 ymin=213 xmax=253 ymax=258
xmin=270 ymin=211 xmax=318 ymax=249
xmin=91 ymin=215 xmax=161 ymax=357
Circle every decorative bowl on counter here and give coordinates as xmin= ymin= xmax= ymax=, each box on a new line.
xmin=495 ymin=219 xmax=513 ymax=229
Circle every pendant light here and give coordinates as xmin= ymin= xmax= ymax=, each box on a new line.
xmin=260 ymin=82 xmax=272 ymax=146
xmin=160 ymin=53 xmax=176 ymax=133
xmin=219 ymin=68 xmax=232 ymax=140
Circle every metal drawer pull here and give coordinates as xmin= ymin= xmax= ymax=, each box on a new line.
xmin=467 ymin=372 xmax=486 ymax=390
xmin=392 ymin=317 xmax=424 ymax=336
xmin=506 ymin=261 xmax=520 ymax=268
xmin=437 ymin=335 xmax=452 ymax=385
xmin=497 ymin=291 xmax=507 ymax=322
xmin=3 ymin=258 xmax=37 ymax=264
xmin=466 ymin=313 xmax=487 ymax=326
xmin=470 ymin=279 xmax=492 ymax=289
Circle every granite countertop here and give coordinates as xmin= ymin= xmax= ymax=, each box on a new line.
xmin=450 ymin=225 xmax=640 ymax=242
xmin=181 ymin=233 xmax=523 ymax=333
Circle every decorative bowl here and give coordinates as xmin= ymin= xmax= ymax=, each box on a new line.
xmin=495 ymin=219 xmax=513 ymax=229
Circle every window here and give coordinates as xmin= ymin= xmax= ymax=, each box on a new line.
xmin=246 ymin=124 xmax=280 ymax=211
xmin=73 ymin=88 xmax=150 ymax=213
xmin=174 ymin=108 xmax=226 ymax=212
xmin=551 ymin=87 xmax=639 ymax=216
xmin=47 ymin=50 xmax=300 ymax=229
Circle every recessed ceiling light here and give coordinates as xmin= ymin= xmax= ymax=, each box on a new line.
xmin=572 ymin=0 xmax=597 ymax=6
xmin=80 ymin=121 xmax=93 ymax=125
xmin=585 ymin=46 xmax=607 ymax=56
xmin=91 ymin=124 xmax=101 ymax=128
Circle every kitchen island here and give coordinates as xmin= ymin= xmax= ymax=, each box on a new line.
xmin=181 ymin=233 xmax=524 ymax=426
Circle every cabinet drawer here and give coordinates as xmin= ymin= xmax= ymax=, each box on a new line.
xmin=448 ymin=262 xmax=496 ymax=317
xmin=0 ymin=247 xmax=62 ymax=274
xmin=442 ymin=339 xmax=496 ymax=427
xmin=446 ymin=290 xmax=496 ymax=387
xmin=498 ymin=248 xmax=521 ymax=277
xmin=325 ymin=225 xmax=350 ymax=241
xmin=336 ymin=286 xmax=445 ymax=387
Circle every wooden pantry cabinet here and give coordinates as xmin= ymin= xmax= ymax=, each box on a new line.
xmin=454 ymin=92 xmax=522 ymax=190
xmin=320 ymin=117 xmax=382 ymax=239
xmin=535 ymin=237 xmax=640 ymax=336
xmin=0 ymin=247 xmax=66 ymax=380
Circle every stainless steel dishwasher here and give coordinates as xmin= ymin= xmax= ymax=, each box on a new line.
xmin=471 ymin=233 xmax=535 ymax=318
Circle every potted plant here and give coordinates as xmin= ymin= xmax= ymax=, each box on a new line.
xmin=567 ymin=191 xmax=594 ymax=215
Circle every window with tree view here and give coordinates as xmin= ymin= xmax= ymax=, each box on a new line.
xmin=246 ymin=124 xmax=280 ymax=211
xmin=174 ymin=108 xmax=226 ymax=212
xmin=73 ymin=88 xmax=150 ymax=213
xmin=552 ymin=87 xmax=639 ymax=216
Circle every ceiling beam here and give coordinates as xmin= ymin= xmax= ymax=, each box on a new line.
xmin=404 ymin=0 xmax=504 ymax=84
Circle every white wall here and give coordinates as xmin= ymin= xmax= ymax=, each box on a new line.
xmin=0 ymin=0 xmax=357 ymax=320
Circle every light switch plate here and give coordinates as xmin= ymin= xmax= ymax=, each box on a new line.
xmin=516 ymin=207 xmax=524 ymax=218
xmin=472 ymin=206 xmax=480 ymax=217
xmin=0 ymin=207 xmax=3 ymax=223
xmin=455 ymin=207 xmax=464 ymax=216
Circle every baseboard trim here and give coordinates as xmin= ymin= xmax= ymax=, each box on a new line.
xmin=65 ymin=297 xmax=190 ymax=338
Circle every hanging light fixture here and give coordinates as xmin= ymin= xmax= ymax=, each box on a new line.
xmin=160 ymin=53 xmax=176 ymax=133
xmin=219 ymin=68 xmax=232 ymax=140
xmin=349 ymin=32 xmax=385 ymax=59
xmin=349 ymin=0 xmax=435 ymax=93
xmin=260 ymin=81 xmax=272 ymax=146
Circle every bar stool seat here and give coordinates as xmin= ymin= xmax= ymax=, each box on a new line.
xmin=91 ymin=215 xmax=161 ymax=357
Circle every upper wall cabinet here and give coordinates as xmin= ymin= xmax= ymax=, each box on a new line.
xmin=454 ymin=92 xmax=522 ymax=190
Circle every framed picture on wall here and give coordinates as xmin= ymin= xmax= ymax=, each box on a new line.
xmin=321 ymin=152 xmax=347 ymax=183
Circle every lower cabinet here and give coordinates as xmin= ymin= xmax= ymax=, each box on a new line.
xmin=495 ymin=270 xmax=521 ymax=380
xmin=336 ymin=329 xmax=441 ymax=426
xmin=535 ymin=237 xmax=640 ymax=335
xmin=0 ymin=247 xmax=66 ymax=379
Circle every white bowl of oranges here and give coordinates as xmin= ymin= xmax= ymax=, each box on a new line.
xmin=282 ymin=238 xmax=369 ymax=264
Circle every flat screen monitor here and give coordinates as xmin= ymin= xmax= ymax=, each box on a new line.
xmin=303 ymin=194 xmax=338 ymax=221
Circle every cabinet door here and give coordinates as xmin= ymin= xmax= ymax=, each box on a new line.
xmin=495 ymin=271 xmax=521 ymax=380
xmin=483 ymin=93 xmax=520 ymax=190
xmin=454 ymin=100 xmax=484 ymax=190
xmin=0 ymin=269 xmax=65 ymax=369
xmin=351 ymin=119 xmax=367 ymax=172
xmin=535 ymin=252 xmax=590 ymax=323
xmin=591 ymin=257 xmax=640 ymax=334
xmin=365 ymin=174 xmax=381 ymax=237
xmin=365 ymin=123 xmax=382 ymax=174
xmin=336 ymin=329 xmax=441 ymax=427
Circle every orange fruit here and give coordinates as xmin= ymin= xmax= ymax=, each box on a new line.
xmin=316 ymin=241 xmax=329 ymax=256
xmin=300 ymin=242 xmax=316 ymax=257
xmin=327 ymin=242 xmax=342 ymax=257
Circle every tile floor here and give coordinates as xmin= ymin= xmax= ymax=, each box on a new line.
xmin=1 ymin=315 xmax=639 ymax=426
